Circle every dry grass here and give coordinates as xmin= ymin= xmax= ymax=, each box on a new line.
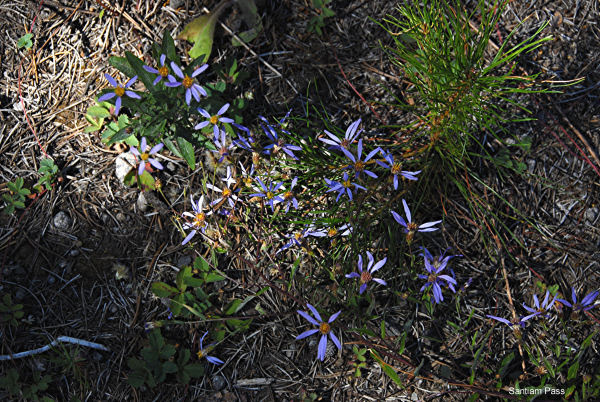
xmin=1 ymin=0 xmax=599 ymax=400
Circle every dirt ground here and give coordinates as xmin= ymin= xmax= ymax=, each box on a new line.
xmin=1 ymin=0 xmax=599 ymax=400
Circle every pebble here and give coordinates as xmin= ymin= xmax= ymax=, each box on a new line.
xmin=585 ymin=207 xmax=598 ymax=223
xmin=115 ymin=152 xmax=137 ymax=184
xmin=137 ymin=192 xmax=148 ymax=212
xmin=47 ymin=275 xmax=56 ymax=284
xmin=177 ymin=255 xmax=192 ymax=267
xmin=212 ymin=375 xmax=226 ymax=391
xmin=15 ymin=288 xmax=26 ymax=301
xmin=526 ymin=158 xmax=536 ymax=173
xmin=110 ymin=304 xmax=118 ymax=313
xmin=53 ymin=211 xmax=72 ymax=230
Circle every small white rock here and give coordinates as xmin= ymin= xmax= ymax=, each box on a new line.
xmin=53 ymin=211 xmax=71 ymax=230
xmin=137 ymin=192 xmax=148 ymax=212
xmin=115 ymin=152 xmax=137 ymax=184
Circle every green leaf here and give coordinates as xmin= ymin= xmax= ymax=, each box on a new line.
xmin=151 ymin=282 xmax=179 ymax=298
xmin=205 ymin=272 xmax=226 ymax=283
xmin=138 ymin=170 xmax=156 ymax=190
xmin=109 ymin=56 xmax=136 ymax=79
xmin=184 ymin=363 xmax=205 ymax=378
xmin=370 ymin=350 xmax=404 ymax=388
xmin=567 ymin=360 xmax=579 ymax=381
xmin=125 ymin=51 xmax=157 ymax=92
xmin=87 ymin=106 xmax=111 ymax=119
xmin=17 ymin=33 xmax=33 ymax=50
xmin=163 ymin=138 xmax=182 ymax=158
xmin=183 ymin=276 xmax=206 ymax=287
xmin=224 ymin=299 xmax=242 ymax=316
xmin=176 ymin=266 xmax=192 ymax=292
xmin=161 ymin=30 xmax=178 ymax=63
xmin=176 ymin=136 xmax=196 ymax=170
xmin=180 ymin=12 xmax=219 ymax=62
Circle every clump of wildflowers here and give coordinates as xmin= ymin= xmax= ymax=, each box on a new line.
xmin=296 ymin=304 xmax=342 ymax=361
xmin=165 ymin=62 xmax=208 ymax=105
xmin=181 ymin=195 xmax=213 ymax=245
xmin=391 ymin=199 xmax=442 ymax=243
xmin=346 ymin=252 xmax=387 ymax=294
xmin=197 ymin=331 xmax=224 ymax=365
xmin=98 ymin=73 xmax=141 ymax=115
xmin=129 ymin=137 xmax=164 ymax=176
xmin=319 ymin=118 xmax=362 ymax=150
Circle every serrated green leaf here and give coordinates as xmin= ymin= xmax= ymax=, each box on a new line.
xmin=163 ymin=360 xmax=178 ymax=374
xmin=138 ymin=170 xmax=156 ymax=190
xmin=176 ymin=266 xmax=192 ymax=292
xmin=151 ymin=282 xmax=179 ymax=297
xmin=176 ymin=136 xmax=195 ymax=170
xmin=183 ymin=276 xmax=205 ymax=287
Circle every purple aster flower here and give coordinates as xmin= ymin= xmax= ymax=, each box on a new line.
xmin=238 ymin=162 xmax=255 ymax=189
xmin=325 ymin=172 xmax=367 ymax=202
xmin=557 ymin=288 xmax=598 ymax=312
xmin=296 ymin=304 xmax=342 ymax=361
xmin=97 ymin=73 xmax=141 ymax=115
xmin=250 ymin=178 xmax=284 ymax=212
xmin=319 ymin=118 xmax=363 ymax=150
xmin=260 ymin=115 xmax=302 ymax=159
xmin=521 ymin=291 xmax=557 ymax=322
xmin=281 ymin=177 xmax=299 ymax=212
xmin=130 ymin=137 xmax=164 ymax=176
xmin=341 ymin=139 xmax=380 ymax=179
xmin=277 ymin=225 xmax=326 ymax=253
xmin=143 ymin=54 xmax=175 ymax=85
xmin=197 ymin=331 xmax=224 ymax=365
xmin=391 ymin=199 xmax=442 ymax=243
xmin=309 ymin=223 xmax=353 ymax=238
xmin=377 ymin=151 xmax=421 ymax=189
xmin=211 ymin=129 xmax=234 ymax=163
xmin=181 ymin=195 xmax=213 ymax=245
xmin=346 ymin=252 xmax=387 ymax=294
xmin=420 ymin=247 xmax=461 ymax=292
xmin=165 ymin=62 xmax=208 ymax=105
xmin=418 ymin=249 xmax=457 ymax=304
xmin=195 ymin=103 xmax=235 ymax=140
xmin=206 ymin=167 xmax=239 ymax=210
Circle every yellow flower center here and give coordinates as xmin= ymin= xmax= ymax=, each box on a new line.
xmin=140 ymin=152 xmax=150 ymax=161
xmin=342 ymin=179 xmax=352 ymax=189
xmin=360 ymin=270 xmax=372 ymax=284
xmin=194 ymin=212 xmax=206 ymax=226
xmin=222 ymin=188 xmax=232 ymax=198
xmin=327 ymin=228 xmax=338 ymax=237
xmin=266 ymin=191 xmax=274 ymax=200
xmin=243 ymin=177 xmax=253 ymax=187
xmin=354 ymin=161 xmax=365 ymax=172
xmin=319 ymin=322 xmax=330 ymax=335
xmin=210 ymin=115 xmax=219 ymax=125
xmin=340 ymin=139 xmax=350 ymax=148
xmin=114 ymin=86 xmax=125 ymax=97
xmin=182 ymin=75 xmax=194 ymax=89
xmin=158 ymin=66 xmax=169 ymax=77
xmin=284 ymin=191 xmax=293 ymax=200
xmin=391 ymin=162 xmax=402 ymax=175
xmin=407 ymin=222 xmax=418 ymax=231
xmin=294 ymin=232 xmax=303 ymax=241
xmin=427 ymin=273 xmax=437 ymax=283
xmin=196 ymin=350 xmax=204 ymax=359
